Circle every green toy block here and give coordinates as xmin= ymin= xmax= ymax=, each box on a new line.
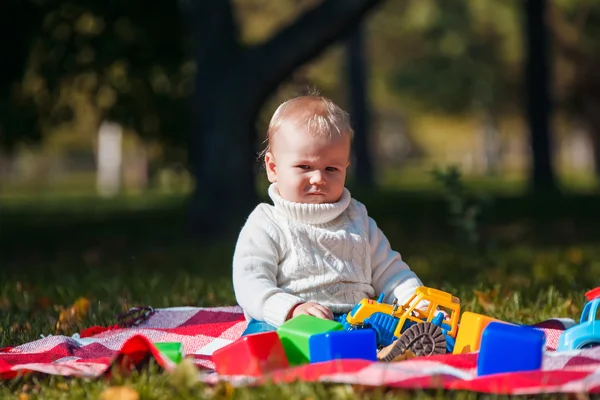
xmin=276 ymin=315 xmax=343 ymax=365
xmin=154 ymin=342 xmax=183 ymax=364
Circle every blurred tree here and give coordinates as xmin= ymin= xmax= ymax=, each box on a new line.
xmin=346 ymin=23 xmax=375 ymax=187
xmin=550 ymin=0 xmax=600 ymax=186
xmin=24 ymin=0 xmax=192 ymax=146
xmin=0 ymin=1 xmax=44 ymax=150
xmin=371 ymin=0 xmax=560 ymax=193
xmin=387 ymin=1 xmax=521 ymax=176
xmin=524 ymin=0 xmax=558 ymax=194
xmin=181 ymin=0 xmax=383 ymax=236
xmin=0 ymin=0 xmax=382 ymax=237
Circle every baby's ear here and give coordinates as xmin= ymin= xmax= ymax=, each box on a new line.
xmin=264 ymin=152 xmax=278 ymax=183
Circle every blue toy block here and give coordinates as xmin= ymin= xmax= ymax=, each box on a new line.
xmin=477 ymin=322 xmax=546 ymax=376
xmin=277 ymin=315 xmax=343 ymax=365
xmin=309 ymin=329 xmax=378 ymax=363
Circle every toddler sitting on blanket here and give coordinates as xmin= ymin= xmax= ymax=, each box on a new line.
xmin=232 ymin=95 xmax=424 ymax=335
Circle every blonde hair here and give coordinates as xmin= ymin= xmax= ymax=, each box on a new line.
xmin=263 ymin=95 xmax=354 ymax=154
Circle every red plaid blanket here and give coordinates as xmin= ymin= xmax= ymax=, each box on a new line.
xmin=1 ymin=306 xmax=598 ymax=394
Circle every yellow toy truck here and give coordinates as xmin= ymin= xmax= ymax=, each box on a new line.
xmin=340 ymin=286 xmax=460 ymax=359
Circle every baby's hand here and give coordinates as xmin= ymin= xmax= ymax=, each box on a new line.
xmin=291 ymin=302 xmax=333 ymax=320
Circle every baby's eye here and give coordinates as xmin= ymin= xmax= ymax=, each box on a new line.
xmin=325 ymin=167 xmax=338 ymax=172
xmin=296 ymin=165 xmax=310 ymax=170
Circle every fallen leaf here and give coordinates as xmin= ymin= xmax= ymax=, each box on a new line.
xmin=474 ymin=289 xmax=495 ymax=312
xmin=56 ymin=297 xmax=91 ymax=332
xmin=99 ymin=386 xmax=139 ymax=400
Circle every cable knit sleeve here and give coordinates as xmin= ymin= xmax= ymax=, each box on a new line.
xmin=368 ymin=216 xmax=423 ymax=305
xmin=232 ymin=205 xmax=304 ymax=327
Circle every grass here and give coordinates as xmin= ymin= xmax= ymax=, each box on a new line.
xmin=1 ymin=182 xmax=600 ymax=399
xmin=1 ymin=370 xmax=452 ymax=400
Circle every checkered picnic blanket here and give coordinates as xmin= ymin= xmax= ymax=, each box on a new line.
xmin=1 ymin=306 xmax=599 ymax=395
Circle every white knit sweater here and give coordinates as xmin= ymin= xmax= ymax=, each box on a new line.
xmin=232 ymin=184 xmax=423 ymax=327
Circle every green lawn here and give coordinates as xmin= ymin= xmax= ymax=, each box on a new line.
xmin=1 ymin=183 xmax=599 ymax=399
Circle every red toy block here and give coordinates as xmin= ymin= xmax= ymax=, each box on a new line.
xmin=211 ymin=331 xmax=289 ymax=376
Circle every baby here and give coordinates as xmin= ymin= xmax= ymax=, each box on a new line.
xmin=232 ymin=95 xmax=423 ymax=335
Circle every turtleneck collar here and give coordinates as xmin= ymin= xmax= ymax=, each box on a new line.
xmin=268 ymin=183 xmax=351 ymax=225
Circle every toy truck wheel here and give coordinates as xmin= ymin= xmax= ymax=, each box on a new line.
xmin=379 ymin=322 xmax=446 ymax=362
xmin=401 ymin=322 xmax=447 ymax=357
xmin=579 ymin=342 xmax=600 ymax=349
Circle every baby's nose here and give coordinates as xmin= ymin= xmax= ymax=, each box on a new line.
xmin=310 ymin=170 xmax=325 ymax=185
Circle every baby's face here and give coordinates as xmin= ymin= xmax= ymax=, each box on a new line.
xmin=265 ymin=121 xmax=350 ymax=204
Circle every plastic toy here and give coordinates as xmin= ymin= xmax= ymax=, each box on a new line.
xmin=453 ymin=312 xmax=513 ymax=354
xmin=557 ymin=287 xmax=600 ymax=351
xmin=340 ymin=286 xmax=460 ymax=357
xmin=277 ymin=314 xmax=343 ymax=365
xmin=585 ymin=287 xmax=600 ymax=301
xmin=309 ymin=329 xmax=378 ymax=363
xmin=477 ymin=322 xmax=545 ymax=376
xmin=154 ymin=342 xmax=183 ymax=364
xmin=211 ymin=331 xmax=289 ymax=376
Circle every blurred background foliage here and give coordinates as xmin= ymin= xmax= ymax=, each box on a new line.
xmin=1 ymin=0 xmax=600 ymax=233
xmin=1 ymin=0 xmax=600 ymax=197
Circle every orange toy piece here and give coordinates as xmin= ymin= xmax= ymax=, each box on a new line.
xmin=453 ymin=312 xmax=514 ymax=354
xmin=212 ymin=331 xmax=289 ymax=376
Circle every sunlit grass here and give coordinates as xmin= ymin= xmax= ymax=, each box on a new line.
xmin=1 ymin=183 xmax=599 ymax=398
xmin=379 ymin=164 xmax=598 ymax=195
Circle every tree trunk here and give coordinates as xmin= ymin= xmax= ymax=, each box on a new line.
xmin=590 ymin=132 xmax=600 ymax=183
xmin=0 ymin=1 xmax=44 ymax=150
xmin=524 ymin=0 xmax=559 ymax=194
xmin=184 ymin=0 xmax=384 ymax=239
xmin=187 ymin=90 xmax=259 ymax=239
xmin=346 ymin=22 xmax=375 ymax=187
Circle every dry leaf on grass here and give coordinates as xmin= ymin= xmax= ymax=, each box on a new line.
xmin=100 ymin=386 xmax=139 ymax=400
xmin=55 ymin=297 xmax=91 ymax=332
xmin=474 ymin=289 xmax=496 ymax=312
